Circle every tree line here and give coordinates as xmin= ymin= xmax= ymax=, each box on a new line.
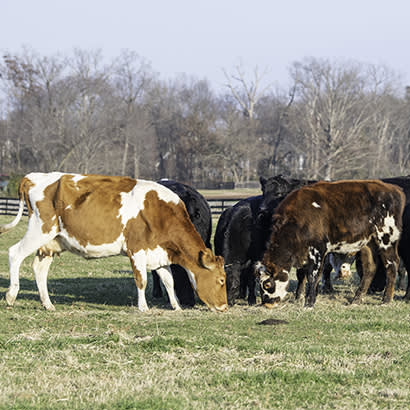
xmin=0 ymin=48 xmax=409 ymax=189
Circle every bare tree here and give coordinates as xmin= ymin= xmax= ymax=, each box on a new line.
xmin=223 ymin=62 xmax=271 ymax=120
xmin=63 ymin=49 xmax=114 ymax=173
xmin=288 ymin=58 xmax=401 ymax=180
xmin=112 ymin=50 xmax=154 ymax=177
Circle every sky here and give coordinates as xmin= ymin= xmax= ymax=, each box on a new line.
xmin=2 ymin=0 xmax=410 ymax=92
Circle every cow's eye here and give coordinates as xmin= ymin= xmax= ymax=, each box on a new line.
xmin=263 ymin=281 xmax=272 ymax=290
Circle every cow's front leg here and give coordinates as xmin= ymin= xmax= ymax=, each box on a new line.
xmin=129 ymin=251 xmax=149 ymax=312
xmin=304 ymin=247 xmax=323 ymax=308
xmin=155 ymin=266 xmax=181 ymax=310
xmin=295 ymin=267 xmax=307 ymax=300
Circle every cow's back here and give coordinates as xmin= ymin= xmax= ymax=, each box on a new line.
xmin=275 ymin=180 xmax=405 ymax=243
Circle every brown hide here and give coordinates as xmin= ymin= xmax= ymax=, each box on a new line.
xmin=261 ymin=180 xmax=405 ymax=307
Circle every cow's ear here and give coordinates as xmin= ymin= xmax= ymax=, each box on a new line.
xmin=198 ymin=248 xmax=215 ymax=269
xmin=272 ymin=214 xmax=285 ymax=231
xmin=254 ymin=262 xmax=266 ymax=278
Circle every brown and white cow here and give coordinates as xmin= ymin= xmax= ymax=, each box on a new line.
xmin=254 ymin=180 xmax=405 ymax=308
xmin=0 ymin=172 xmax=228 ymax=312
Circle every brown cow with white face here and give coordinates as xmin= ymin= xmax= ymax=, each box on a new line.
xmin=1 ymin=172 xmax=228 ymax=312
xmin=255 ymin=180 xmax=405 ymax=308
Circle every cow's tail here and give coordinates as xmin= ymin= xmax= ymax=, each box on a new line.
xmin=0 ymin=177 xmax=30 ymax=234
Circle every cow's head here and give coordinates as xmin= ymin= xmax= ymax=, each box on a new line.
xmin=337 ymin=263 xmax=352 ymax=280
xmin=328 ymin=253 xmax=354 ymax=280
xmin=194 ymin=249 xmax=228 ymax=312
xmin=254 ymin=261 xmax=289 ymax=308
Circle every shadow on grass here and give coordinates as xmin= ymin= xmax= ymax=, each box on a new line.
xmin=0 ymin=274 xmax=178 ymax=309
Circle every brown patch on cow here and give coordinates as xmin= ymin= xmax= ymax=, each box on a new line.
xmin=19 ymin=177 xmax=35 ymax=216
xmin=125 ymin=189 xmax=204 ymax=262
xmin=52 ymin=174 xmax=137 ymax=247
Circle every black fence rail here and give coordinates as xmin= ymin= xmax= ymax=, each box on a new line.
xmin=0 ymin=198 xmax=28 ymax=216
xmin=207 ymin=198 xmax=242 ymax=216
xmin=0 ymin=197 xmax=242 ymax=218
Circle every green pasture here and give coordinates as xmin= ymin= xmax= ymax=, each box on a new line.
xmin=0 ymin=215 xmax=409 ymax=409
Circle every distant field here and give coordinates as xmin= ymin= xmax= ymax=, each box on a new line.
xmin=0 ymin=215 xmax=409 ymax=409
xmin=199 ymin=187 xmax=261 ymax=199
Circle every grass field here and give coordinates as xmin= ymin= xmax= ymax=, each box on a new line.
xmin=0 ymin=215 xmax=409 ymax=409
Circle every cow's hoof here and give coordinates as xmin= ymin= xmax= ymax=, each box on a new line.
xmin=138 ymin=304 xmax=149 ymax=312
xmin=5 ymin=292 xmax=16 ymax=307
xmin=43 ymin=303 xmax=56 ymax=311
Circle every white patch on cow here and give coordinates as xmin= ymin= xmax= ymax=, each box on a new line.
xmin=185 ymin=269 xmax=197 ymax=291
xmin=340 ymin=263 xmax=351 ymax=275
xmin=326 ymin=239 xmax=369 ymax=254
xmin=132 ymin=246 xmax=171 ymax=271
xmin=260 ymin=270 xmax=289 ymax=301
xmin=274 ymin=280 xmax=289 ymax=300
xmin=71 ymin=174 xmax=85 ymax=189
xmin=375 ymin=213 xmax=400 ymax=250
xmin=25 ymin=172 xmax=67 ymax=204
xmin=119 ymin=180 xmax=180 ymax=225
xmin=312 ymin=202 xmax=321 ymax=208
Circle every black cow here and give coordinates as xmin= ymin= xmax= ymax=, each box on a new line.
xmin=152 ymin=179 xmax=212 ymax=306
xmin=214 ymin=175 xmax=313 ymax=306
xmin=215 ymin=195 xmax=268 ymax=305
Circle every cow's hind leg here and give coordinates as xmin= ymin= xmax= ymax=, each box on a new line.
xmin=155 ymin=266 xmax=181 ymax=310
xmin=6 ymin=220 xmax=58 ymax=307
xmin=321 ymin=259 xmax=334 ymax=294
xmin=352 ymin=246 xmax=377 ymax=304
xmin=33 ymin=252 xmax=55 ymax=311
xmin=379 ymin=246 xmax=399 ymax=304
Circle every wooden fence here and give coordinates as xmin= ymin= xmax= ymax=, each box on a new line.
xmin=0 ymin=198 xmax=28 ymax=216
xmin=0 ymin=197 xmax=243 ymax=217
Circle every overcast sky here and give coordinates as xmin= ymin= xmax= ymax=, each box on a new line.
xmin=2 ymin=0 xmax=410 ymax=91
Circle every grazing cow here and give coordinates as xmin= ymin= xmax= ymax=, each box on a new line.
xmin=214 ymin=175 xmax=314 ymax=306
xmin=152 ymin=179 xmax=212 ymax=307
xmin=255 ymin=180 xmax=405 ymax=308
xmin=214 ymin=195 xmax=266 ymax=305
xmin=321 ymin=252 xmax=356 ymax=294
xmin=1 ymin=173 xmax=228 ymax=312
xmin=321 ymin=176 xmax=410 ymax=298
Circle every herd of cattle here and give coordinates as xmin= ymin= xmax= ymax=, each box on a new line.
xmin=1 ymin=172 xmax=409 ymax=312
